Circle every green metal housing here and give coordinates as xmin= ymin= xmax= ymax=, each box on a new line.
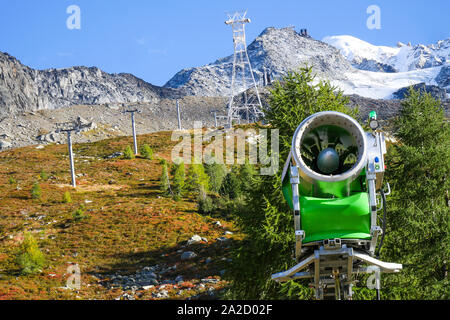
xmin=282 ymin=170 xmax=370 ymax=243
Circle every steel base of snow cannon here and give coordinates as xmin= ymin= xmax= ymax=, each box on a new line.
xmin=271 ymin=243 xmax=402 ymax=300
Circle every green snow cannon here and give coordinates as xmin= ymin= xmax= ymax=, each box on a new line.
xmin=281 ymin=111 xmax=387 ymax=257
xmin=273 ymin=111 xmax=402 ymax=299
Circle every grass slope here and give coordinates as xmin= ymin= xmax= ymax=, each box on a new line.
xmin=0 ymin=131 xmax=238 ymax=300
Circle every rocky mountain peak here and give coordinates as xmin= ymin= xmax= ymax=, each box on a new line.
xmin=164 ymin=27 xmax=353 ymax=97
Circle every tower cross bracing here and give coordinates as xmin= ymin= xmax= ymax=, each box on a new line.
xmin=225 ymin=11 xmax=264 ymax=127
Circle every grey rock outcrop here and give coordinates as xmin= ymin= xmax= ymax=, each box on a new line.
xmin=392 ymin=83 xmax=448 ymax=100
xmin=351 ymin=58 xmax=397 ymax=73
xmin=0 ymin=51 xmax=182 ymax=116
xmin=435 ymin=64 xmax=450 ymax=92
xmin=0 ymin=52 xmax=40 ymax=115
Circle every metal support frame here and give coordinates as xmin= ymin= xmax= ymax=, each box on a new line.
xmin=366 ymin=130 xmax=387 ymax=255
xmin=367 ymin=170 xmax=381 ymax=255
xmin=225 ymin=11 xmax=264 ymax=127
xmin=290 ymin=165 xmax=305 ymax=259
xmin=272 ymin=245 xmax=402 ymax=299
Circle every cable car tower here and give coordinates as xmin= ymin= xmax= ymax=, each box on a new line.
xmin=225 ymin=11 xmax=264 ymax=127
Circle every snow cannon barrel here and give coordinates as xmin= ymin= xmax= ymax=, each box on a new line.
xmin=291 ymin=111 xmax=368 ymax=198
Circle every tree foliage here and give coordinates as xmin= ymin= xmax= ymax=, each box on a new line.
xmin=16 ymin=232 xmax=45 ymax=275
xmin=123 ymin=145 xmax=135 ymax=160
xmin=159 ymin=161 xmax=171 ymax=196
xmin=63 ymin=191 xmax=72 ymax=204
xmin=187 ymin=164 xmax=209 ymax=194
xmin=31 ymin=182 xmax=42 ymax=200
xmin=263 ymin=66 xmax=358 ymax=159
xmin=204 ymin=162 xmax=227 ymax=193
xmin=219 ymin=166 xmax=242 ymax=200
xmin=172 ymin=162 xmax=186 ymax=200
xmin=381 ymin=88 xmax=449 ymax=299
xmin=140 ymin=144 xmax=154 ymax=160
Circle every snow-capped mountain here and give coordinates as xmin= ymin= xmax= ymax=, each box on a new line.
xmin=322 ymin=35 xmax=450 ymax=73
xmin=323 ymin=35 xmax=450 ymax=98
xmin=165 ymin=28 xmax=449 ymax=100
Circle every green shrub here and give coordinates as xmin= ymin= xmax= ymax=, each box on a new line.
xmin=40 ymin=169 xmax=49 ymax=180
xmin=123 ymin=145 xmax=135 ymax=159
xmin=197 ymin=189 xmax=215 ymax=215
xmin=31 ymin=182 xmax=42 ymax=200
xmin=140 ymin=144 xmax=154 ymax=160
xmin=220 ymin=195 xmax=246 ymax=217
xmin=63 ymin=191 xmax=72 ymax=204
xmin=73 ymin=206 xmax=87 ymax=222
xmin=8 ymin=177 xmax=17 ymax=185
xmin=16 ymin=232 xmax=45 ymax=275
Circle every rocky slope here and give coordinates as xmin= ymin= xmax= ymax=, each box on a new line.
xmin=0 ymin=52 xmax=182 ymax=116
xmin=164 ymin=27 xmax=353 ymax=96
xmin=0 ymin=96 xmax=227 ymax=150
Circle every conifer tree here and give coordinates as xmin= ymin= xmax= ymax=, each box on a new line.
xmin=16 ymin=232 xmax=45 ymax=275
xmin=31 ymin=182 xmax=42 ymax=200
xmin=159 ymin=161 xmax=171 ymax=196
xmin=140 ymin=144 xmax=154 ymax=160
xmin=63 ymin=191 xmax=72 ymax=203
xmin=239 ymin=160 xmax=258 ymax=195
xmin=187 ymin=163 xmax=209 ymax=194
xmin=219 ymin=166 xmax=242 ymax=200
xmin=123 ymin=145 xmax=135 ymax=159
xmin=204 ymin=161 xmax=227 ymax=193
xmin=172 ymin=162 xmax=186 ymax=201
xmin=382 ymin=87 xmax=449 ymax=299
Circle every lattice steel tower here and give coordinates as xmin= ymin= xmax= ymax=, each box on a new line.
xmin=225 ymin=11 xmax=264 ymax=127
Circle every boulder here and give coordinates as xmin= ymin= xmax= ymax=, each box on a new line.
xmin=181 ymin=251 xmax=197 ymax=260
xmin=187 ymin=234 xmax=202 ymax=245
xmin=0 ymin=140 xmax=12 ymax=150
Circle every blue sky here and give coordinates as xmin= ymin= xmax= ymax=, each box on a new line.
xmin=0 ymin=0 xmax=448 ymax=86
